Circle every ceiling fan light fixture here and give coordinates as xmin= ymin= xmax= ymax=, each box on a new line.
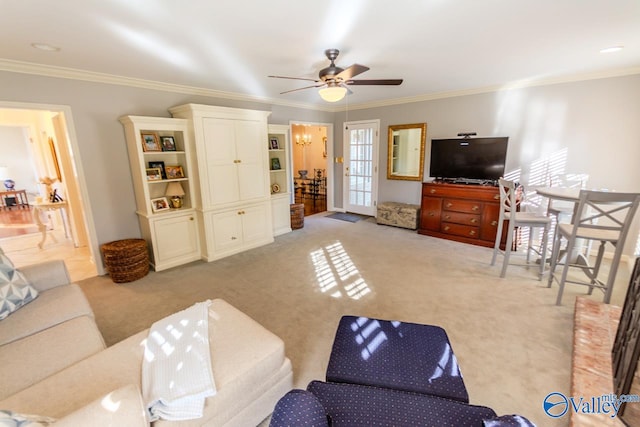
xmin=318 ymin=85 xmax=347 ymax=102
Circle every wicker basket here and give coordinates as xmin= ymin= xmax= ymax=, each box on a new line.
xmin=290 ymin=203 xmax=304 ymax=230
xmin=101 ymin=238 xmax=149 ymax=283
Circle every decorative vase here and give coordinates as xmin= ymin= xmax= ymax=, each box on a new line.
xmin=170 ymin=196 xmax=183 ymax=209
xmin=3 ymin=179 xmax=15 ymax=190
xmin=298 ymin=170 xmax=308 ymax=179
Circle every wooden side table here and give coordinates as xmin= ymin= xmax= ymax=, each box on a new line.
xmin=0 ymin=189 xmax=29 ymax=210
xmin=33 ymin=201 xmax=72 ymax=249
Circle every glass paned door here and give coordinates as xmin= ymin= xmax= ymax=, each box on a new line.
xmin=343 ymin=121 xmax=379 ymax=216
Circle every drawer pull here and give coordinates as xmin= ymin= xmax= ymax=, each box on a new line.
xmin=491 ymin=220 xmax=498 ymax=226
xmin=445 ymin=202 xmax=453 ymax=208
xmin=430 ymin=189 xmax=436 ymax=194
xmin=469 ymin=230 xmax=476 ymax=236
xmin=470 ymin=218 xmax=478 ymax=223
xmin=472 ymin=205 xmax=479 ymax=211
xmin=494 ymin=194 xmax=500 ymax=200
xmin=231 ymin=236 xmax=237 ymax=240
xmin=444 ymin=215 xmax=451 ymax=220
xmin=190 ymin=217 xmax=194 ymax=221
xmin=444 ymin=226 xmax=450 ymax=231
xmin=428 ymin=212 xmax=435 ymax=217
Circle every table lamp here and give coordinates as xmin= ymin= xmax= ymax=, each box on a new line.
xmin=165 ymin=182 xmax=185 ymax=208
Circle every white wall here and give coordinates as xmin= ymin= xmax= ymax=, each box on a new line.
xmin=333 ymin=74 xmax=640 ymax=255
xmin=1 ymin=70 xmax=639 ymax=261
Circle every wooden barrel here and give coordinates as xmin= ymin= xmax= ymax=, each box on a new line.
xmin=290 ymin=203 xmax=304 ymax=230
xmin=100 ymin=238 xmax=149 ymax=283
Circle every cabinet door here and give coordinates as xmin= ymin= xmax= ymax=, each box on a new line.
xmin=236 ymin=120 xmax=267 ymax=201
xmin=153 ymin=213 xmax=199 ymax=267
xmin=202 ymin=118 xmax=239 ymax=206
xmin=209 ymin=210 xmax=244 ymax=254
xmin=420 ymin=197 xmax=443 ymax=231
xmin=241 ymin=202 xmax=271 ymax=245
xmin=271 ymin=195 xmax=292 ymax=236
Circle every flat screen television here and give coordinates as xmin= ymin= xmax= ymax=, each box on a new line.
xmin=429 ymin=137 xmax=509 ymax=183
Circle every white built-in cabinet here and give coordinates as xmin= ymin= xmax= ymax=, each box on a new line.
xmin=169 ymin=104 xmax=274 ymax=261
xmin=268 ymin=124 xmax=293 ymax=236
xmin=119 ymin=116 xmax=201 ymax=271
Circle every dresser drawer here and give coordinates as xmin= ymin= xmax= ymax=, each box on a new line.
xmin=442 ymin=211 xmax=480 ymax=226
xmin=441 ymin=222 xmax=479 ymax=239
xmin=443 ymin=199 xmax=482 ymax=214
xmin=422 ymin=183 xmax=500 ymax=201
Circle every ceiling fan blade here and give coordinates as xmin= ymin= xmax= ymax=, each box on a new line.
xmin=268 ymin=75 xmax=319 ymax=83
xmin=279 ymin=83 xmax=325 ymax=94
xmin=346 ymin=79 xmax=404 ymax=86
xmin=336 ymin=64 xmax=369 ymax=81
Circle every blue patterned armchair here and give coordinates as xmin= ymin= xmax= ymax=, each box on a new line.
xmin=270 ymin=316 xmax=535 ymax=426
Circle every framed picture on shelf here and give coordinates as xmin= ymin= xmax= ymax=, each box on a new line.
xmin=165 ymin=165 xmax=184 ymax=179
xmin=160 ymin=136 xmax=177 ymax=151
xmin=145 ymin=167 xmax=163 ymax=181
xmin=141 ymin=132 xmax=161 ymax=152
xmin=151 ymin=197 xmax=170 ymax=212
xmin=269 ymin=137 xmax=279 ymax=150
xmin=148 ymin=161 xmax=166 ymax=179
xmin=270 ymin=158 xmax=281 ymax=170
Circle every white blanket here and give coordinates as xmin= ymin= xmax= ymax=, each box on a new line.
xmin=142 ymin=300 xmax=216 ymax=421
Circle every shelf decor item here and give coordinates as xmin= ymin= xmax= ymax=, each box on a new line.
xmin=146 ymin=168 xmax=163 ymax=181
xmin=165 ymin=182 xmax=185 ymax=208
xmin=148 ymin=161 xmax=166 ymax=179
xmin=271 ymin=158 xmax=281 ymax=170
xmin=269 ymin=137 xmax=279 ymax=150
xmin=160 ymin=135 xmax=177 ymax=151
xmin=165 ymin=165 xmax=184 ymax=179
xmin=141 ymin=132 xmax=161 ymax=152
xmin=271 ymin=183 xmax=280 ymax=194
xmin=150 ymin=196 xmax=170 ymax=212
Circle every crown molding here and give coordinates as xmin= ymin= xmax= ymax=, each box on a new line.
xmin=336 ymin=66 xmax=640 ymax=112
xmin=0 ymin=58 xmax=333 ymax=112
xmin=1 ymin=58 xmax=638 ymax=114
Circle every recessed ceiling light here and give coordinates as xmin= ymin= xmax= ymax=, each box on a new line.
xmin=600 ymin=46 xmax=624 ymax=54
xmin=31 ymin=43 xmax=61 ymax=52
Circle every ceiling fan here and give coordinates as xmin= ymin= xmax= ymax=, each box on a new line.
xmin=268 ymin=49 xmax=403 ymax=102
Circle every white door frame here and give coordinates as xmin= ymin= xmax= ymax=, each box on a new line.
xmin=288 ymin=121 xmax=335 ymax=211
xmin=0 ymin=100 xmax=101 ymax=273
xmin=342 ymin=119 xmax=380 ymax=216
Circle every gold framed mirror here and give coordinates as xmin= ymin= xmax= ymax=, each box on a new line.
xmin=387 ymin=123 xmax=427 ymax=181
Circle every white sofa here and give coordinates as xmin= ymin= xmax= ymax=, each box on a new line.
xmin=0 ymin=259 xmax=293 ymax=426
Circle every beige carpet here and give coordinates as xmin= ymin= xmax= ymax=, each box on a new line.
xmin=77 ymin=212 xmax=632 ymax=427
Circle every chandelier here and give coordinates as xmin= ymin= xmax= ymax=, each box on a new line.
xmin=295 ymin=132 xmax=312 ymax=146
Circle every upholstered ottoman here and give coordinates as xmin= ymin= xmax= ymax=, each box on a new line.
xmin=326 ymin=315 xmax=469 ymax=403
xmin=376 ymin=201 xmax=420 ymax=229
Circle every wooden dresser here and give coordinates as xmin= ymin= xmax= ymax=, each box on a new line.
xmin=418 ymin=182 xmax=506 ymax=248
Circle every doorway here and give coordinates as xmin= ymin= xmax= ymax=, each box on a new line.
xmin=343 ymin=120 xmax=380 ymax=216
xmin=0 ymin=102 xmax=98 ymax=281
xmin=291 ymin=123 xmax=331 ymax=216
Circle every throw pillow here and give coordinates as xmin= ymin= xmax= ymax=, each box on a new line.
xmin=0 ymin=409 xmax=56 ymax=426
xmin=0 ymin=255 xmax=39 ymax=320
